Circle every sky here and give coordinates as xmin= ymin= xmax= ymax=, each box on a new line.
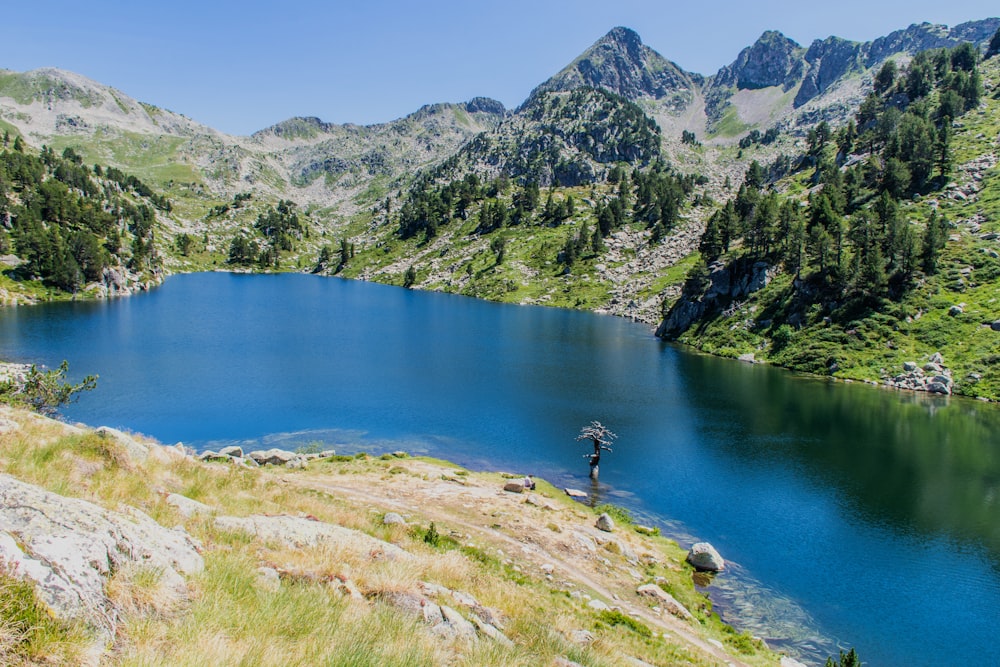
xmin=2 ymin=1 xmax=997 ymax=136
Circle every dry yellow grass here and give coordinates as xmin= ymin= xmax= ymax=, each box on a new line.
xmin=0 ymin=406 xmax=782 ymax=667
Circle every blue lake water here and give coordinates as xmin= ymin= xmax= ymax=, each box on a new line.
xmin=1 ymin=272 xmax=998 ymax=666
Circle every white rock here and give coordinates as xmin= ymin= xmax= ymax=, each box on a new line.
xmin=595 ymin=513 xmax=615 ymax=533
xmin=218 ymin=445 xmax=244 ymax=459
xmin=587 ymin=598 xmax=610 ymax=611
xmin=166 ymin=493 xmax=212 ymax=517
xmin=636 ymin=583 xmax=694 ymax=619
xmin=0 ymin=474 xmax=203 ymax=641
xmin=382 ymin=512 xmax=406 ymax=525
xmin=686 ymin=542 xmax=725 ymax=572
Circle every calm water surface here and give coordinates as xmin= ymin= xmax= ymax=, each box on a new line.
xmin=1 ymin=272 xmax=998 ymax=667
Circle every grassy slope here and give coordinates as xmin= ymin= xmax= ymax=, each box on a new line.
xmin=0 ymin=406 xmax=781 ymax=666
xmin=672 ymin=58 xmax=1000 ymax=400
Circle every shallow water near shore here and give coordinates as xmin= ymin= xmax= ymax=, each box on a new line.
xmin=2 ymin=272 xmax=999 ymax=666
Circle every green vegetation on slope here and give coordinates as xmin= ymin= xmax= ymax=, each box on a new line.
xmin=662 ymin=44 xmax=1000 ymax=399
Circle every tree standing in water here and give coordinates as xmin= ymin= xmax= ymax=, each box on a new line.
xmin=577 ymin=421 xmax=616 ymax=480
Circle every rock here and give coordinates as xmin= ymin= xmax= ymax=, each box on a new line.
xmin=923 ymin=362 xmax=943 ymax=373
xmin=569 ymin=629 xmax=595 ymax=644
xmin=372 ymin=590 xmax=425 ymax=618
xmin=333 ymin=578 xmax=364 ymax=601
xmin=95 ymin=426 xmax=149 ymax=462
xmin=0 ymin=474 xmax=203 ymax=641
xmin=247 ymin=448 xmax=297 ymax=466
xmin=439 ymin=604 xmax=477 ymax=639
xmin=552 ymin=658 xmax=586 ymax=667
xmin=949 ymin=305 xmax=964 ymax=316
xmin=256 ymin=566 xmax=281 ymax=592
xmin=636 ymin=583 xmax=694 ymax=620
xmin=166 ymin=493 xmax=212 ymax=517
xmin=992 ymin=321 xmax=1000 ymax=332
xmin=197 ymin=450 xmax=226 ymax=462
xmin=564 ymin=488 xmax=588 ymax=499
xmin=470 ymin=614 xmax=514 ymax=646
xmin=422 ymin=600 xmax=444 ymax=625
xmin=903 ymin=361 xmax=918 ymax=372
xmin=929 ymin=352 xmax=944 ymax=364
xmin=218 ymin=445 xmax=244 ymax=459
xmin=587 ymin=598 xmax=610 ymax=611
xmin=284 ymin=457 xmax=307 ymax=470
xmin=214 ymin=514 xmax=412 ymax=560
xmin=686 ymin=542 xmax=725 ymax=572
xmin=926 ymin=382 xmax=952 ymax=395
xmin=382 ymin=512 xmax=406 ymax=525
xmin=503 ymin=481 xmax=525 ymax=493
xmin=595 ymin=513 xmax=615 ymax=532
xmin=738 ymin=353 xmax=756 ymax=363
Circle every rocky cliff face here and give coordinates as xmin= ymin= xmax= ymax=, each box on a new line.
xmin=706 ymin=18 xmax=1000 ymax=128
xmin=712 ymin=31 xmax=805 ymax=92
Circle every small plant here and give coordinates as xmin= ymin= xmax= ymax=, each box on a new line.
xmin=596 ymin=609 xmax=652 ymax=637
xmin=0 ymin=361 xmax=97 ymax=415
xmin=423 ymin=522 xmax=441 ymax=547
xmin=825 ymin=648 xmax=861 ymax=667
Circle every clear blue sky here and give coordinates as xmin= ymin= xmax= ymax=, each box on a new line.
xmin=2 ymin=1 xmax=996 ymax=135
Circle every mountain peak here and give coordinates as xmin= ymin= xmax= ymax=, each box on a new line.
xmin=527 ymin=26 xmax=699 ymax=105
xmin=713 ymin=30 xmax=805 ymax=91
xmin=600 ymin=26 xmax=644 ymax=51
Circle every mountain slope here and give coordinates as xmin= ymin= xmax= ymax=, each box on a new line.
xmin=529 ymin=27 xmax=702 ymax=113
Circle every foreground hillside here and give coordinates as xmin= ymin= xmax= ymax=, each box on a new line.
xmin=0 ymin=403 xmax=790 ymax=667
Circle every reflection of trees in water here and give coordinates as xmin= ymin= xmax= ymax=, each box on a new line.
xmin=675 ymin=352 xmax=1000 ymax=569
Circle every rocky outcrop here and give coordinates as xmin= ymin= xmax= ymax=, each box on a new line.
xmin=0 ymin=474 xmax=203 ymax=640
xmin=637 ymin=583 xmax=694 ymax=620
xmin=884 ymin=353 xmax=955 ymax=395
xmin=712 ymin=31 xmax=806 ymax=92
xmin=657 ymin=260 xmax=775 ymax=339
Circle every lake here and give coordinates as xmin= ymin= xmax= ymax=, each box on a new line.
xmin=1 ymin=272 xmax=998 ymax=666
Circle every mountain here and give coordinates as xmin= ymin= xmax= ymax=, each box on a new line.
xmin=705 ymin=18 xmax=1000 ymax=132
xmin=430 ymin=87 xmax=661 ymax=188
xmin=528 ymin=27 xmax=702 ymax=113
xmin=0 ymin=68 xmax=506 ymax=214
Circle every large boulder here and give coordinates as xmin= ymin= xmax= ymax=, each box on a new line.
xmin=595 ymin=513 xmax=615 ymax=533
xmin=0 ymin=474 xmax=203 ymax=640
xmin=686 ymin=542 xmax=725 ymax=572
xmin=247 ymin=448 xmax=298 ymax=466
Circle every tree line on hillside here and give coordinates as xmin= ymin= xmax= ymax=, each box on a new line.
xmin=227 ymin=199 xmax=309 ymax=268
xmin=392 ymin=158 xmax=705 ymax=272
xmin=0 ymin=139 xmax=166 ymax=292
xmin=695 ymin=41 xmax=985 ymax=307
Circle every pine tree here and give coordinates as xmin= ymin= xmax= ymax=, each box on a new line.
xmin=921 ymin=211 xmax=944 ymax=275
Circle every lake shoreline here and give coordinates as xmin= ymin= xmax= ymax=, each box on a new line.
xmin=0 ymin=403 xmax=795 ymax=666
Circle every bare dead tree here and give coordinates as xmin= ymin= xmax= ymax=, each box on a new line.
xmin=576 ymin=421 xmax=616 ymax=480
